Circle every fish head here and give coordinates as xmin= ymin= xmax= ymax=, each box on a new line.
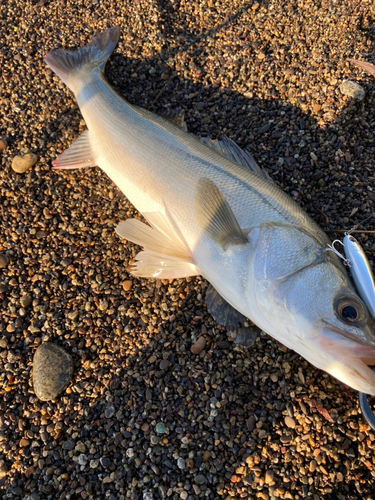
xmin=250 ymin=225 xmax=375 ymax=394
xmin=268 ymin=256 xmax=375 ymax=395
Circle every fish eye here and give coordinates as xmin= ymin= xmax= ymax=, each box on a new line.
xmin=335 ymin=295 xmax=367 ymax=324
xmin=341 ymin=305 xmax=358 ymax=321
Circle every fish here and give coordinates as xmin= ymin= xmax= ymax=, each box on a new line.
xmin=45 ymin=27 xmax=375 ymax=395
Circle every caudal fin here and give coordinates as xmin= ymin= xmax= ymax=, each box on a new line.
xmin=44 ymin=27 xmax=120 ymax=91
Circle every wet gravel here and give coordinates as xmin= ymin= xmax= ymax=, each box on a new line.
xmin=1 ymin=0 xmax=375 ymax=499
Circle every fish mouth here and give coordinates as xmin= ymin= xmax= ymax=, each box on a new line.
xmin=320 ymin=327 xmax=375 ymax=395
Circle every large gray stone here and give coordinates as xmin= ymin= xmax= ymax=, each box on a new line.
xmin=33 ymin=343 xmax=73 ymax=401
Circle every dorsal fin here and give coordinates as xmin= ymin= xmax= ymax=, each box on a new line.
xmin=197 ymin=135 xmax=273 ymax=182
xmin=157 ymin=109 xmax=187 ymax=131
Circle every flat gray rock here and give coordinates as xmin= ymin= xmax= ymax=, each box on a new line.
xmin=33 ymin=343 xmax=73 ymax=401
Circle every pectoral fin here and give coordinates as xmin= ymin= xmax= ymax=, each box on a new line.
xmin=196 ymin=178 xmax=248 ymax=250
xmin=116 ymin=209 xmax=201 ymax=279
xmin=52 ymin=130 xmax=96 ymax=169
xmin=205 ymin=284 xmax=260 ymax=348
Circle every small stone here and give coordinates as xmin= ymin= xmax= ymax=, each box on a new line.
xmin=339 ymin=80 xmax=365 ymax=100
xmin=280 ymin=434 xmax=291 ymax=443
xmin=159 ymin=359 xmax=170 ymax=370
xmin=195 ymin=474 xmax=206 ymax=485
xmin=30 ymin=494 xmax=41 ymax=500
xmin=98 ymin=299 xmax=108 ymax=311
xmin=100 ymin=457 xmax=111 ymax=467
xmin=77 ymin=454 xmax=88 ymax=465
xmin=141 ymin=423 xmax=150 ymax=432
xmin=122 ymin=280 xmax=132 ymax=291
xmin=62 ymin=439 xmax=75 ymax=450
xmin=177 ymin=457 xmax=185 ymax=469
xmin=270 ymin=373 xmax=278 ymax=383
xmin=247 ymin=415 xmax=256 ymax=431
xmin=191 ymin=336 xmax=206 ymax=354
xmin=284 ymin=416 xmax=296 ymax=429
xmin=20 ymin=294 xmax=32 ymax=308
xmin=0 ymin=138 xmax=8 ymax=151
xmin=0 ymin=254 xmax=9 ymax=269
xmin=313 ymin=103 xmax=321 ymax=113
xmin=0 ymin=465 xmax=8 ymax=479
xmin=43 ymin=208 xmax=53 ymax=219
xmin=60 ymin=257 xmax=72 ymax=267
xmin=19 ymin=438 xmax=30 ymax=447
xmin=33 ymin=342 xmax=73 ymax=401
xmin=11 ymin=153 xmax=38 ymax=173
xmin=309 ymin=460 xmax=317 ymax=472
xmin=105 ymin=404 xmax=115 ymax=418
xmin=11 ymin=487 xmax=22 ymax=495
xmin=75 ymin=441 xmax=86 ymax=453
xmin=192 ymin=485 xmax=201 ymax=495
xmin=156 ymin=422 xmax=166 ymax=434
xmin=265 ymin=470 xmax=275 ymax=485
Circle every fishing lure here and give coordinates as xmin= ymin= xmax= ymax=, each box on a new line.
xmin=343 ymin=234 xmax=375 ymax=319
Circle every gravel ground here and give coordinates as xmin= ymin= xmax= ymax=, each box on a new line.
xmin=1 ymin=0 xmax=375 ymax=499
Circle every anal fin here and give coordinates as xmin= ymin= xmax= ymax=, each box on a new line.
xmin=127 ymin=250 xmax=200 ymax=279
xmin=205 ymin=284 xmax=260 ymax=348
xmin=53 ymin=130 xmax=96 ymax=169
xmin=116 ymin=209 xmax=201 ymax=279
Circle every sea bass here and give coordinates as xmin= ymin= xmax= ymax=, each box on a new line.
xmin=45 ymin=27 xmax=375 ymax=394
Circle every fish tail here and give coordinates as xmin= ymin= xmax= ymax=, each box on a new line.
xmin=44 ymin=27 xmax=120 ymax=91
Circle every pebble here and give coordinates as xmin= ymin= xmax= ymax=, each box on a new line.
xmin=194 ymin=474 xmax=206 ymax=485
xmin=159 ymin=359 xmax=170 ymax=370
xmin=280 ymin=435 xmax=291 ymax=444
xmin=62 ymin=439 xmax=75 ymax=450
xmin=20 ymin=294 xmax=32 ymax=308
xmin=156 ymin=422 xmax=166 ymax=434
xmin=265 ymin=469 xmax=275 ymax=485
xmin=0 ymin=254 xmax=9 ymax=269
xmin=190 ymin=336 xmax=206 ymax=354
xmin=0 ymin=138 xmax=8 ymax=151
xmin=177 ymin=457 xmax=185 ymax=470
xmin=284 ymin=416 xmax=296 ymax=429
xmin=32 ymin=342 xmax=73 ymax=401
xmin=122 ymin=279 xmax=132 ymax=291
xmin=105 ymin=404 xmax=115 ymax=418
xmin=339 ymin=80 xmax=365 ymax=100
xmin=11 ymin=152 xmax=38 ymax=173
xmin=270 ymin=372 xmax=278 ymax=383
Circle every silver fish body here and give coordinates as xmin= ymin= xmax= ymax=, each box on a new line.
xmin=45 ymin=27 xmax=375 ymax=394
